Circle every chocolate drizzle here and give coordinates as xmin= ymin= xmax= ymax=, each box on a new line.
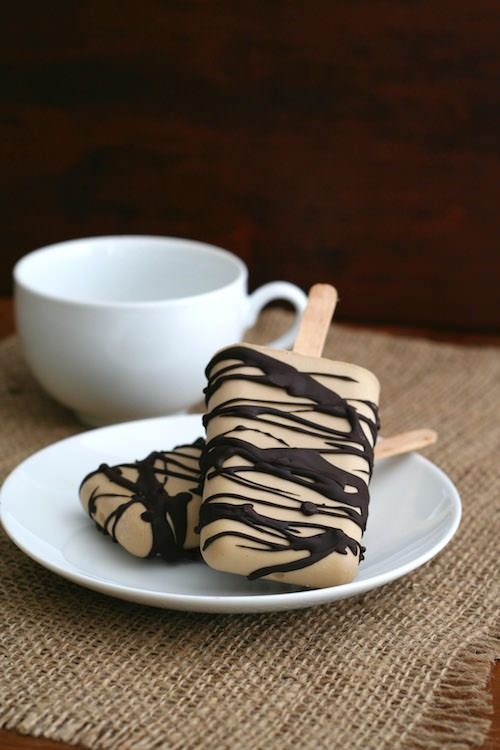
xmin=80 ymin=438 xmax=205 ymax=561
xmin=199 ymin=346 xmax=379 ymax=583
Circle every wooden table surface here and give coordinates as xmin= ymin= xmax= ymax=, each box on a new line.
xmin=0 ymin=298 xmax=498 ymax=750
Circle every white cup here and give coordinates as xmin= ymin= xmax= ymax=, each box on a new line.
xmin=14 ymin=236 xmax=307 ymax=425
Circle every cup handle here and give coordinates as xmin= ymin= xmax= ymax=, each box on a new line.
xmin=245 ymin=282 xmax=308 ymax=350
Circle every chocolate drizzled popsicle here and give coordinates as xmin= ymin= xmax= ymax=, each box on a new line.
xmin=80 ymin=438 xmax=205 ymax=561
xmin=199 ymin=285 xmax=381 ymax=588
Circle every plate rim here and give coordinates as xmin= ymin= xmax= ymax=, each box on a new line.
xmin=0 ymin=414 xmax=462 ymax=613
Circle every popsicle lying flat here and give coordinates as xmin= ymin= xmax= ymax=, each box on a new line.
xmin=80 ymin=438 xmax=205 ymax=561
xmin=198 ymin=285 xmax=381 ymax=588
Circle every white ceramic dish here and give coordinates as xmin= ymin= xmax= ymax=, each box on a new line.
xmin=14 ymin=236 xmax=306 ymax=425
xmin=0 ymin=415 xmax=461 ymax=613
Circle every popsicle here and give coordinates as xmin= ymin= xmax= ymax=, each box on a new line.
xmin=198 ymin=285 xmax=382 ymax=588
xmin=80 ymin=438 xmax=205 ymax=561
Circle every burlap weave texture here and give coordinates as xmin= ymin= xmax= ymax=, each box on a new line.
xmin=1 ymin=312 xmax=499 ymax=750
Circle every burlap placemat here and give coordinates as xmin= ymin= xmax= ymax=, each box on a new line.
xmin=1 ymin=311 xmax=499 ymax=750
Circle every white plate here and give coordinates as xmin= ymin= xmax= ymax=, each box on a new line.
xmin=0 ymin=415 xmax=461 ymax=613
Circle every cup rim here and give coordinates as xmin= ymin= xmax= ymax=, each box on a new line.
xmin=13 ymin=234 xmax=248 ymax=308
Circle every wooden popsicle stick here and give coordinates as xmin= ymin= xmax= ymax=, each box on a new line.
xmin=374 ymin=428 xmax=438 ymax=460
xmin=292 ymin=286 xmax=437 ymax=460
xmin=293 ymin=284 xmax=338 ymax=357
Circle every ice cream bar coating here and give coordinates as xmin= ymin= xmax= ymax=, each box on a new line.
xmin=80 ymin=438 xmax=205 ymax=560
xmin=199 ymin=344 xmax=380 ymax=588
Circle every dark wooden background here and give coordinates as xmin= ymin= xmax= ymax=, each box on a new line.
xmin=2 ymin=1 xmax=500 ymax=330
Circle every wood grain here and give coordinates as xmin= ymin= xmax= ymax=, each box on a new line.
xmin=293 ymin=284 xmax=338 ymax=357
xmin=374 ymin=429 xmax=438 ymax=460
xmin=0 ymin=730 xmax=82 ymax=750
xmin=2 ymin=2 xmax=500 ymax=329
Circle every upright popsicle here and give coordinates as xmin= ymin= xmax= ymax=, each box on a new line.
xmin=198 ymin=285 xmax=381 ymax=588
xmin=80 ymin=438 xmax=205 ymax=560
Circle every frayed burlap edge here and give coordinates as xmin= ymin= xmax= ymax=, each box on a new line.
xmin=401 ymin=629 xmax=499 ymax=749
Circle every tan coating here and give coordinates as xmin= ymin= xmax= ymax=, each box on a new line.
xmin=200 ymin=344 xmax=380 ymax=588
xmin=80 ymin=442 xmax=203 ymax=558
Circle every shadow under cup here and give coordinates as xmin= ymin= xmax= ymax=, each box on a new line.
xmin=14 ymin=236 xmax=307 ymax=425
